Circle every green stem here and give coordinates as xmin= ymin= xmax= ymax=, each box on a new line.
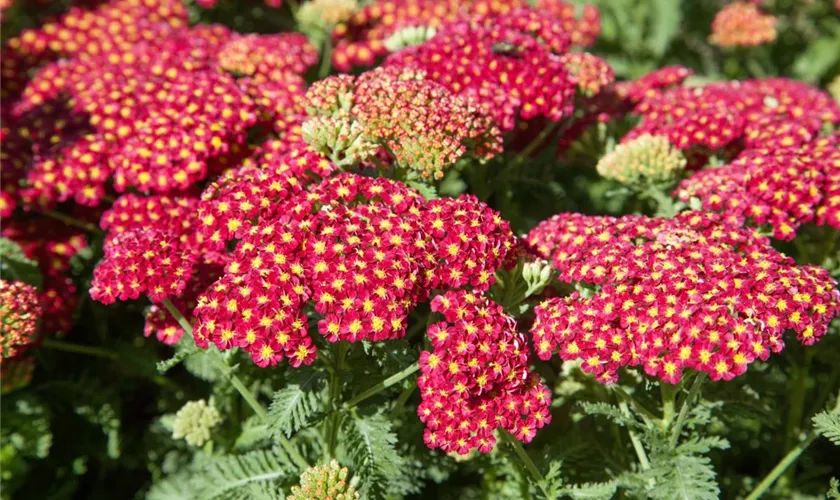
xmin=500 ymin=429 xmax=551 ymax=498
xmin=390 ymin=382 xmax=416 ymax=419
xmin=669 ymin=373 xmax=706 ymax=449
xmin=660 ymin=383 xmax=677 ymax=430
xmin=743 ymin=432 xmax=819 ymax=500
xmin=745 ymin=396 xmax=840 ymax=500
xmin=40 ymin=210 xmax=103 ymax=235
xmin=343 ymin=362 xmax=419 ymax=410
xmin=318 ymin=37 xmax=332 ymax=79
xmin=613 ymin=385 xmax=659 ymax=423
xmin=161 ymin=299 xmax=309 ymax=470
xmin=40 ymin=337 xmax=119 ymax=360
xmin=619 ymin=401 xmax=651 ymax=471
xmin=512 ymin=120 xmax=563 ymax=166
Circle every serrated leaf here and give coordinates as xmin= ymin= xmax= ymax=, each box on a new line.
xmin=0 ymin=237 xmax=42 ymax=289
xmin=579 ymin=401 xmax=640 ymax=428
xmin=814 ymin=410 xmax=840 ymax=446
xmin=268 ymin=369 xmax=325 ymax=438
xmin=648 ymin=0 xmax=681 ymax=57
xmin=564 ymin=481 xmax=618 ymax=500
xmin=344 ymin=413 xmax=405 ymax=499
xmin=235 ymin=416 xmax=272 ymax=451
xmin=184 ymin=349 xmax=222 ymax=382
xmin=407 ymin=181 xmax=438 ymax=201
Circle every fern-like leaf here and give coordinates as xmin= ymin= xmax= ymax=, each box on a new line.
xmin=813 ymin=410 xmax=840 ymax=446
xmin=268 ymin=369 xmax=325 ymax=438
xmin=643 ymin=436 xmax=728 ymax=500
xmin=193 ymin=447 xmax=297 ymax=499
xmin=343 ymin=413 xmax=405 ymax=499
xmin=563 ymin=481 xmax=618 ymax=500
xmin=579 ymin=401 xmax=640 ymax=428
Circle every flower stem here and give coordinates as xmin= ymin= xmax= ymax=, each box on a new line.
xmin=40 ymin=337 xmax=119 ymax=360
xmin=744 ymin=396 xmax=840 ymax=500
xmin=161 ymin=299 xmax=310 ymax=470
xmin=325 ymin=342 xmax=349 ymax=460
xmin=743 ymin=432 xmax=819 ymax=500
xmin=40 ymin=210 xmax=103 ymax=235
xmin=513 ymin=120 xmax=563 ymax=166
xmin=500 ymin=429 xmax=551 ymax=498
xmin=669 ymin=373 xmax=705 ymax=449
xmin=613 ymin=385 xmax=659 ymax=423
xmin=660 ymin=382 xmax=677 ymax=429
xmin=318 ymin=37 xmax=332 ymax=79
xmin=619 ymin=401 xmax=651 ymax=471
xmin=343 ymin=362 xmax=419 ymax=410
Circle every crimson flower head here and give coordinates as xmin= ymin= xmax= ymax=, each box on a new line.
xmin=384 ymin=11 xmax=577 ymax=131
xmin=419 ymin=290 xmax=551 ymax=454
xmin=1 ymin=280 xmax=43 ymax=361
xmin=677 ymin=138 xmax=840 ymax=239
xmin=190 ymin=167 xmax=516 ymax=368
xmin=528 ymin=211 xmax=840 ymax=384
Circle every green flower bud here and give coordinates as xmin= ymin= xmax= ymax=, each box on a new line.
xmin=596 ymin=134 xmax=686 ymax=188
xmin=171 ymin=399 xmax=221 ymax=447
xmin=384 ymin=25 xmax=438 ymax=52
xmin=302 ymin=114 xmax=377 ymax=167
xmin=287 ymin=460 xmax=360 ymax=500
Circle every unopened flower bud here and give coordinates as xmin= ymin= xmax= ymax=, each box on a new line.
xmin=172 ymin=399 xmax=221 ymax=447
xmin=596 ymin=134 xmax=686 ymax=188
xmin=287 ymin=460 xmax=360 ymax=500
xmin=384 ymin=25 xmax=437 ymax=52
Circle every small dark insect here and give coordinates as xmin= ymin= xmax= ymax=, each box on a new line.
xmin=491 ymin=42 xmax=524 ymax=58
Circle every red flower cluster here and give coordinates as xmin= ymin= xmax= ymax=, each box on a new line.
xmin=626 ymin=78 xmax=840 ymax=155
xmin=384 ymin=10 xmax=577 ymax=131
xmin=304 ymin=67 xmax=502 ymax=179
xmin=191 ymin=168 xmax=516 ymax=367
xmin=418 ymin=291 xmax=551 ymax=454
xmin=560 ymin=52 xmax=615 ymax=98
xmin=677 ymin=138 xmax=840 ymax=239
xmin=331 ymin=0 xmax=599 ymax=71
xmin=527 ymin=211 xmax=840 ymax=384
xmin=2 ymin=0 xmax=317 ymax=212
xmin=2 ymin=218 xmax=88 ymax=333
xmin=1 ymin=280 xmax=43 ymax=360
xmin=709 ymin=1 xmax=777 ymax=48
xmin=144 ymin=263 xmax=223 ymax=345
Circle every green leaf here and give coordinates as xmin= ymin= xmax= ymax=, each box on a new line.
xmin=406 ymin=181 xmax=438 ymax=201
xmin=343 ymin=412 xmax=405 ymax=499
xmin=792 ymin=33 xmax=840 ymax=82
xmin=813 ymin=410 xmax=840 ymax=446
xmin=579 ymin=401 xmax=641 ymax=428
xmin=0 ymin=237 xmax=42 ymax=289
xmin=268 ymin=369 xmax=325 ymax=438
xmin=564 ymin=481 xmax=618 ymax=500
xmin=642 ymin=436 xmax=729 ymax=500
xmin=235 ymin=417 xmax=272 ymax=451
xmin=647 ymin=0 xmax=681 ymax=57
xmin=196 ymin=448 xmax=297 ymax=499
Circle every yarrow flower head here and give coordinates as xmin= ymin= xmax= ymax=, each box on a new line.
xmin=384 ymin=11 xmax=577 ymax=131
xmin=1 ymin=280 xmax=42 ymax=361
xmin=527 ymin=211 xmax=840 ymax=384
xmin=709 ymin=1 xmax=777 ymax=48
xmin=330 ymin=0 xmax=600 ymax=71
xmin=419 ymin=290 xmax=551 ymax=454
xmin=596 ymin=134 xmax=687 ymax=188
xmin=677 ymin=138 xmax=840 ymax=239
xmin=304 ymin=67 xmax=502 ymax=179
xmin=189 ymin=166 xmax=515 ymax=368
xmin=287 ymin=460 xmax=360 ymax=500
xmin=171 ymin=399 xmax=222 ymax=447
xmin=560 ymin=52 xmax=615 ymax=97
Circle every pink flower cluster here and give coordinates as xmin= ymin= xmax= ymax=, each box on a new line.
xmin=331 ymin=0 xmax=600 ymax=71
xmin=419 ymin=291 xmax=551 ymax=454
xmin=1 ymin=0 xmax=316 ymax=212
xmin=527 ymin=211 xmax=840 ymax=384
xmin=384 ymin=9 xmax=579 ymax=132
xmin=191 ymin=169 xmax=516 ymax=367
